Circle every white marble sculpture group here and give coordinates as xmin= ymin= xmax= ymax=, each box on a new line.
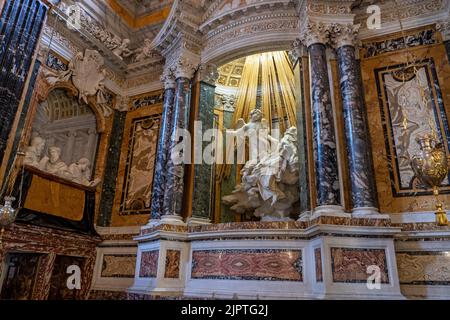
xmin=24 ymin=136 xmax=100 ymax=187
xmin=222 ymin=109 xmax=300 ymax=221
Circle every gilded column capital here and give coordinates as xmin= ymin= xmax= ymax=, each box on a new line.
xmin=330 ymin=23 xmax=360 ymax=49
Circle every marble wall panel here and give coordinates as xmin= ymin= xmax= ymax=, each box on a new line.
xmin=315 ymin=248 xmax=323 ymax=282
xmin=101 ymin=254 xmax=136 ymax=278
xmin=397 ymin=251 xmax=450 ymax=285
xmin=191 ymin=249 xmax=303 ymax=281
xmin=361 ymin=31 xmax=450 ymax=213
xmin=111 ymin=92 xmax=163 ymax=227
xmin=139 ymin=250 xmax=159 ymax=278
xmin=330 ymin=248 xmax=389 ymax=284
xmin=164 ymin=250 xmax=181 ymax=279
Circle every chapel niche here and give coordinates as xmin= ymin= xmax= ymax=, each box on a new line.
xmin=27 ymin=88 xmax=99 ymax=182
xmin=214 ymin=50 xmax=300 ymax=223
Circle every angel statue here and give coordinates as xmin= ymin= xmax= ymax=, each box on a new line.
xmin=223 ymin=124 xmax=300 ymax=221
xmin=226 ymin=108 xmax=279 ymax=164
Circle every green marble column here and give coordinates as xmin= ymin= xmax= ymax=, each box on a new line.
xmin=293 ymin=43 xmax=311 ymax=216
xmin=190 ymin=65 xmax=219 ymax=223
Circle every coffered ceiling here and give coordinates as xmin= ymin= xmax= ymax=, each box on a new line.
xmin=114 ymin=0 xmax=174 ymax=18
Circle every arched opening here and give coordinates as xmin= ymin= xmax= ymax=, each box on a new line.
xmin=24 ymin=88 xmax=100 ymax=185
xmin=211 ymin=50 xmax=301 ymax=223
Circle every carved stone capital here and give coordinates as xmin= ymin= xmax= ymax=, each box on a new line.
xmin=437 ymin=20 xmax=450 ymax=41
xmin=115 ymin=95 xmax=129 ymax=112
xmin=299 ymin=21 xmax=332 ymax=47
xmin=292 ymin=38 xmax=308 ymax=59
xmin=198 ymin=63 xmax=219 ymax=86
xmin=171 ymin=56 xmax=199 ymax=80
xmin=160 ymin=67 xmax=176 ymax=89
xmin=330 ymin=23 xmax=360 ymax=49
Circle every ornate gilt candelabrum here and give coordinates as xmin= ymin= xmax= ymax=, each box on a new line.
xmin=411 ymin=134 xmax=449 ymax=226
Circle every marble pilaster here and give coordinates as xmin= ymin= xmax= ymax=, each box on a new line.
xmin=332 ymin=25 xmax=379 ymax=216
xmin=150 ymin=70 xmax=176 ymax=220
xmin=98 ymin=110 xmax=127 ymax=226
xmin=189 ymin=64 xmax=219 ymax=224
xmin=292 ymin=40 xmax=311 ymax=215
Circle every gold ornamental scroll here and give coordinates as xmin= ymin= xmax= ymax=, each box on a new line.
xmin=24 ymin=173 xmax=86 ymax=221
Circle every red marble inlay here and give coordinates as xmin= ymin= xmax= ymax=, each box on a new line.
xmin=314 ymin=248 xmax=323 ymax=282
xmin=331 ymin=248 xmax=389 ymax=283
xmin=164 ymin=250 xmax=181 ymax=279
xmin=139 ymin=250 xmax=159 ymax=278
xmin=191 ymin=249 xmax=302 ymax=281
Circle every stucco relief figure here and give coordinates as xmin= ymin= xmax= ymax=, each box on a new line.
xmin=68 ymin=158 xmax=101 ymax=187
xmin=223 ymin=126 xmax=300 ymax=221
xmin=40 ymin=146 xmax=70 ymax=177
xmin=112 ymin=38 xmax=133 ymax=60
xmin=24 ymin=136 xmax=46 ymax=168
xmin=132 ymin=39 xmax=154 ymax=63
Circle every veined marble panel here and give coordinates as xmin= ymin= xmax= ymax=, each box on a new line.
xmin=331 ymin=248 xmax=390 ymax=284
xmin=111 ymin=96 xmax=162 ymax=227
xmin=315 ymin=248 xmax=323 ymax=282
xmin=101 ymin=254 xmax=136 ymax=278
xmin=362 ymin=40 xmax=450 ymax=213
xmin=191 ymin=249 xmax=303 ymax=281
xmin=164 ymin=250 xmax=181 ymax=279
xmin=374 ymin=59 xmax=450 ymax=195
xmin=139 ymin=250 xmax=159 ymax=278
xmin=397 ymin=251 xmax=450 ymax=285
xmin=119 ymin=115 xmax=161 ymax=216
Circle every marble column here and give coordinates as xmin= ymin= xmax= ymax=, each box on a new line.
xmin=0 ymin=0 xmax=47 ymax=165
xmin=332 ymin=24 xmax=379 ymax=216
xmin=292 ymin=40 xmax=311 ymax=216
xmin=85 ymin=128 xmax=97 ymax=165
xmin=301 ymin=23 xmax=344 ymax=216
xmin=63 ymin=131 xmax=76 ymax=164
xmin=162 ymin=62 xmax=196 ymax=223
xmin=189 ymin=64 xmax=219 ymax=225
xmin=149 ymin=70 xmax=176 ymax=221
